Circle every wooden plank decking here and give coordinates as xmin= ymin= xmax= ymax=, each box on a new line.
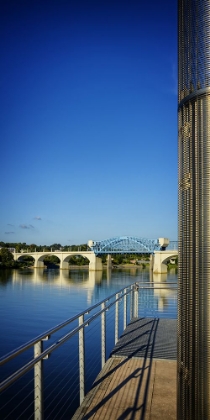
xmin=72 ymin=318 xmax=177 ymax=420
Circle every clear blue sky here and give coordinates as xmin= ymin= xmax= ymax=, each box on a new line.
xmin=0 ymin=0 xmax=177 ymax=246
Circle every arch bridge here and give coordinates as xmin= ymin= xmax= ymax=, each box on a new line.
xmin=88 ymin=236 xmax=178 ymax=273
xmin=13 ymin=236 xmax=178 ymax=273
xmin=88 ymin=236 xmax=175 ymax=254
xmin=13 ymin=251 xmax=103 ymax=271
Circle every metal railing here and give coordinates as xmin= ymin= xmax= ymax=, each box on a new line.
xmin=0 ymin=281 xmax=177 ymax=420
xmin=166 ymin=240 xmax=178 ymax=250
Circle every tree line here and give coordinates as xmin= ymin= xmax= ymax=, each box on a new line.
xmin=0 ymin=241 xmax=88 ymax=253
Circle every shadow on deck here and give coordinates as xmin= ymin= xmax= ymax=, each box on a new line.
xmin=72 ymin=318 xmax=177 ymax=420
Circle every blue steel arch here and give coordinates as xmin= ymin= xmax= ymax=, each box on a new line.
xmin=89 ymin=236 xmax=160 ymax=254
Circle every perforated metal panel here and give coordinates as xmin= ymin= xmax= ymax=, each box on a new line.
xmin=178 ymin=1 xmax=210 ymax=419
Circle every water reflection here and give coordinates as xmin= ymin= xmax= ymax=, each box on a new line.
xmin=0 ymin=269 xmax=14 ymax=285
xmin=0 ymin=268 xmax=177 ymax=357
xmin=10 ymin=268 xmax=103 ymax=286
xmin=0 ymin=268 xmax=177 ymax=314
xmin=152 ymin=272 xmax=177 ymax=312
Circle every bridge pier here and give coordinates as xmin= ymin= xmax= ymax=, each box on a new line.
xmin=106 ymin=254 xmax=112 ymax=269
xmin=89 ymin=255 xmax=103 ymax=271
xmin=34 ymin=260 xmax=44 ymax=269
xmin=150 ymin=254 xmax=154 ymax=273
xmin=152 ymin=251 xmax=178 ymax=274
xmin=60 ymin=261 xmax=69 ymax=270
xmin=32 ymin=254 xmax=44 ymax=268
xmin=153 ymin=252 xmax=168 ymax=274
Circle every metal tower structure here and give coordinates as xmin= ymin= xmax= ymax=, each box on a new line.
xmin=178 ymin=1 xmax=210 ymax=418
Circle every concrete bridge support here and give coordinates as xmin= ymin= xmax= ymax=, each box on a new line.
xmin=150 ymin=254 xmax=154 ymax=272
xmin=153 ymin=252 xmax=168 ymax=274
xmin=35 ymin=261 xmax=44 ymax=268
xmin=33 ymin=256 xmax=44 ymax=268
xmin=106 ymin=254 xmax=112 ymax=269
xmin=60 ymin=261 xmax=69 ymax=269
xmin=89 ymin=255 xmax=103 ymax=271
xmin=152 ymin=251 xmax=178 ymax=274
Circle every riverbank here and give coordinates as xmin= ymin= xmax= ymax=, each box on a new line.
xmin=62 ymin=263 xmax=151 ymax=270
xmin=0 ymin=262 xmax=178 ymax=271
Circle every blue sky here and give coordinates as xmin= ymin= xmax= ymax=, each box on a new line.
xmin=0 ymin=0 xmax=177 ymax=246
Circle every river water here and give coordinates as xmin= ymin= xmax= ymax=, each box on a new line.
xmin=0 ymin=267 xmax=177 ymax=419
xmin=0 ymin=267 xmax=177 ymax=357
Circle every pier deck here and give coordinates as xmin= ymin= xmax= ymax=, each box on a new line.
xmin=73 ymin=318 xmax=177 ymax=419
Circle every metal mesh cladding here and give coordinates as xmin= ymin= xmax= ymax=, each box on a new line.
xmin=178 ymin=0 xmax=210 ymax=419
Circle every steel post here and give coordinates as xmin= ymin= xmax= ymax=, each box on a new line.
xmin=101 ymin=302 xmax=106 ymax=368
xmin=123 ymin=288 xmax=127 ymax=330
xmin=134 ymin=285 xmax=138 ymax=318
xmin=130 ymin=287 xmax=133 ymax=320
xmin=115 ymin=293 xmax=119 ymax=345
xmin=34 ymin=341 xmax=43 ymax=420
xmin=79 ymin=315 xmax=85 ymax=404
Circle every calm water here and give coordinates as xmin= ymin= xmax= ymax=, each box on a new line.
xmin=0 ymin=267 xmax=177 ymax=419
xmin=0 ymin=267 xmax=177 ymax=357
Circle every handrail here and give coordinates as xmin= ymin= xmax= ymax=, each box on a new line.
xmin=0 ymin=287 xmax=132 ymax=392
xmin=0 ymin=282 xmax=177 ymax=366
xmin=0 ymin=284 xmax=133 ymax=366
xmin=0 ymin=281 xmax=177 ymax=420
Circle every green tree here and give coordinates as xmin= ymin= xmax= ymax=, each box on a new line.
xmin=43 ymin=255 xmax=60 ymax=265
xmin=68 ymin=255 xmax=89 ymax=266
xmin=50 ymin=243 xmax=62 ymax=250
xmin=29 ymin=244 xmax=37 ymax=251
xmin=0 ymin=248 xmax=14 ymax=267
xmin=113 ymin=254 xmax=124 ymax=265
xmin=15 ymin=243 xmax=22 ymax=252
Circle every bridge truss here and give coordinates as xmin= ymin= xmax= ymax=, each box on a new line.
xmin=89 ymin=236 xmax=161 ymax=254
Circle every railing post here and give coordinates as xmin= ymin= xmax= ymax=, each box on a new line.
xmin=34 ymin=336 xmax=49 ymax=420
xmin=123 ymin=288 xmax=127 ymax=330
xmin=101 ymin=302 xmax=106 ymax=368
xmin=34 ymin=341 xmax=43 ymax=420
xmin=130 ymin=285 xmax=133 ymax=320
xmin=115 ymin=293 xmax=119 ymax=345
xmin=134 ymin=283 xmax=139 ymax=318
xmin=79 ymin=315 xmax=85 ymax=404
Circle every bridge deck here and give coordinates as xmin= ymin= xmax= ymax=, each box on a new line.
xmin=72 ymin=318 xmax=177 ymax=419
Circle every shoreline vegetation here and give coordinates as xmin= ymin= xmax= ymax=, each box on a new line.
xmin=0 ymin=242 xmax=178 ymax=271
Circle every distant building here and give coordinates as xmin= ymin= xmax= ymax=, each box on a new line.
xmin=0 ymin=247 xmax=15 ymax=253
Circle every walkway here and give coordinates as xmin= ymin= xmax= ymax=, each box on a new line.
xmin=72 ymin=318 xmax=177 ymax=419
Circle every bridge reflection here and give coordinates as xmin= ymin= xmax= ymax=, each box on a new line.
xmin=153 ymin=273 xmax=177 ymax=312
xmin=10 ymin=268 xmax=177 ymax=312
